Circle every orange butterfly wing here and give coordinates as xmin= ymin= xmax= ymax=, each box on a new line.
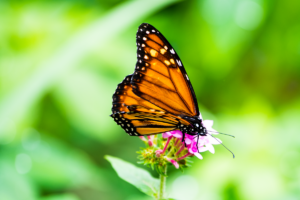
xmin=131 ymin=23 xmax=199 ymax=118
xmin=111 ymin=75 xmax=190 ymax=136
xmin=112 ymin=75 xmax=162 ymax=114
xmin=111 ymin=23 xmax=198 ymax=136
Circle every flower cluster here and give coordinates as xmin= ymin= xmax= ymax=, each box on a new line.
xmin=137 ymin=120 xmax=221 ymax=173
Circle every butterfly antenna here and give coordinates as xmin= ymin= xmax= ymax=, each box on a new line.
xmin=208 ymin=130 xmax=235 ymax=138
xmin=208 ymin=133 xmax=235 ymax=159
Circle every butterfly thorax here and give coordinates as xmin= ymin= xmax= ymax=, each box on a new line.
xmin=178 ymin=116 xmax=207 ymax=136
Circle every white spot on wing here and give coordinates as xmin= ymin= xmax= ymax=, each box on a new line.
xmin=176 ymin=59 xmax=182 ymax=67
xmin=170 ymin=49 xmax=175 ymax=54
xmin=185 ymin=74 xmax=189 ymax=80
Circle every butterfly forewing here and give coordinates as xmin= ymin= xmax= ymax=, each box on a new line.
xmin=132 ymin=23 xmax=199 ymax=117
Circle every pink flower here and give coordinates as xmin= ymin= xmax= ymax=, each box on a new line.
xmin=166 ymin=158 xmax=179 ymax=169
xmin=159 ymin=120 xmax=222 ymax=163
xmin=139 ymin=136 xmax=147 ymax=142
xmin=162 ymin=130 xmax=182 ymax=139
xmin=138 ymin=119 xmax=229 ymax=171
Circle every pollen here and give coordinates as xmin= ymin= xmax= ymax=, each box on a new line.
xmin=164 ymin=60 xmax=171 ymax=66
xmin=150 ymin=49 xmax=158 ymax=57
xmin=160 ymin=48 xmax=167 ymax=54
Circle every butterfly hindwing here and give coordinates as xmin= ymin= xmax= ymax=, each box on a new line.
xmin=132 ymin=23 xmax=199 ymax=117
xmin=111 ymin=109 xmax=179 ymax=136
xmin=112 ymin=74 xmax=162 ymax=114
xmin=111 ymin=75 xmax=191 ymax=136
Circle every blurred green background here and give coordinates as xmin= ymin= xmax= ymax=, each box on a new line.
xmin=0 ymin=0 xmax=299 ymax=199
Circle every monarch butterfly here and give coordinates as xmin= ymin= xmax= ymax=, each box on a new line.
xmin=110 ymin=23 xmax=209 ymax=141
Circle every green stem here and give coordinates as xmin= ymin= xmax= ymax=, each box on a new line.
xmin=158 ymin=165 xmax=167 ymax=200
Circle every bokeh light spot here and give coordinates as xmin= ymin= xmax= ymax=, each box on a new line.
xmin=15 ymin=153 xmax=32 ymax=174
xmin=201 ymin=0 xmax=235 ymax=26
xmin=235 ymin=1 xmax=263 ymax=30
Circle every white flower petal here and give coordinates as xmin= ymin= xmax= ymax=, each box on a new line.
xmin=195 ymin=136 xmax=207 ymax=145
xmin=203 ymin=120 xmax=213 ymax=128
xmin=194 ymin=153 xmax=203 ymax=159
xmin=208 ymin=136 xmax=222 ymax=145
xmin=208 ymin=128 xmax=218 ymax=134
xmin=198 ymin=146 xmax=208 ymax=152
xmin=206 ymin=143 xmax=215 ymax=154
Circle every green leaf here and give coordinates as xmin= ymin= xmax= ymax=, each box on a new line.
xmin=105 ymin=155 xmax=159 ymax=197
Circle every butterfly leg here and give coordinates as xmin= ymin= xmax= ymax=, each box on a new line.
xmin=181 ymin=132 xmax=185 ymax=142
xmin=196 ymin=133 xmax=200 ymax=153
xmin=182 ymin=132 xmax=188 ymax=147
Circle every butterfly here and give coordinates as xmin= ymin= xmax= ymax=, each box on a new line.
xmin=110 ymin=23 xmax=208 ymax=141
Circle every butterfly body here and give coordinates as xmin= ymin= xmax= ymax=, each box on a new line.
xmin=111 ymin=23 xmax=207 ymax=139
